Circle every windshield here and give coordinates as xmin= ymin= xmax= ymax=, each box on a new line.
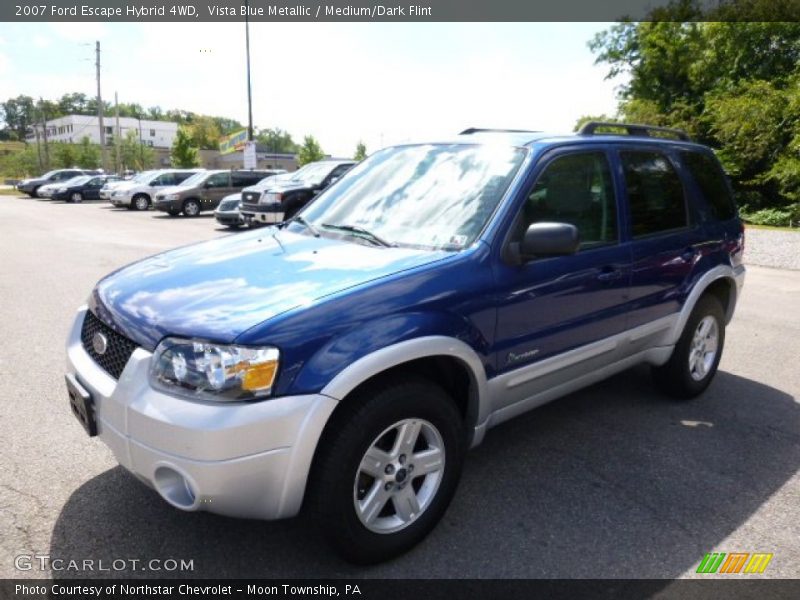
xmin=131 ymin=170 xmax=158 ymax=183
xmin=176 ymin=171 xmax=212 ymax=187
xmin=250 ymin=173 xmax=291 ymax=191
xmin=65 ymin=176 xmax=91 ymax=186
xmin=299 ymin=144 xmax=526 ymax=250
xmin=40 ymin=170 xmax=59 ymax=179
xmin=290 ymin=163 xmax=338 ymax=186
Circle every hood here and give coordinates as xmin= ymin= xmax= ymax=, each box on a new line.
xmin=91 ymin=229 xmax=451 ymax=350
xmin=156 ymin=183 xmax=195 ymax=196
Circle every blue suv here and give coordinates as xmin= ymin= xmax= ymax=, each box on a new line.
xmin=65 ymin=123 xmax=745 ymax=563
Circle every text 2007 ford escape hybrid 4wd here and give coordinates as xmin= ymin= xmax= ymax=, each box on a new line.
xmin=66 ymin=124 xmax=745 ymax=563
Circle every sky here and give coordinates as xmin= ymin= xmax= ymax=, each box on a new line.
xmin=0 ymin=22 xmax=624 ymax=157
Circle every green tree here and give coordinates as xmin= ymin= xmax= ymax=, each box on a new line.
xmin=590 ymin=8 xmax=800 ymax=208
xmin=354 ymin=141 xmax=368 ymax=161
xmin=170 ymin=127 xmax=199 ymax=167
xmin=52 ymin=142 xmax=78 ymax=168
xmin=297 ymin=135 xmax=325 ymax=166
xmin=186 ymin=115 xmax=222 ymax=150
xmin=256 ymin=127 xmax=299 ymax=153
xmin=120 ymin=129 xmax=155 ymax=171
xmin=1 ymin=95 xmax=36 ymax=141
xmin=75 ymin=137 xmax=101 ymax=168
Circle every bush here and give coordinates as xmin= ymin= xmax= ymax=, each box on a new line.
xmin=740 ymin=206 xmax=800 ymax=228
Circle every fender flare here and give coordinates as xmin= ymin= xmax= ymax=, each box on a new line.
xmin=320 ymin=335 xmax=491 ymax=447
xmin=666 ymin=264 xmax=745 ymax=345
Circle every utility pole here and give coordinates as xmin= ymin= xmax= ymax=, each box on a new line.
xmin=245 ymin=0 xmax=253 ymax=142
xmin=39 ymin=100 xmax=49 ymax=170
xmin=95 ymin=40 xmax=108 ymax=170
xmin=114 ymin=92 xmax=121 ymax=173
xmin=138 ymin=115 xmax=144 ymax=170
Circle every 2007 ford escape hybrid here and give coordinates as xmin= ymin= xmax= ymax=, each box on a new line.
xmin=66 ymin=124 xmax=745 ymax=563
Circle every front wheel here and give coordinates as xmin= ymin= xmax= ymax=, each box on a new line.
xmin=307 ymin=377 xmax=465 ymax=564
xmin=70 ymin=192 xmax=83 ymax=203
xmin=652 ymin=295 xmax=726 ymax=399
xmin=182 ymin=199 xmax=200 ymax=217
xmin=132 ymin=194 xmax=150 ymax=211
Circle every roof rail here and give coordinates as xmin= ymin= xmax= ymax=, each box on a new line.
xmin=578 ymin=121 xmax=690 ymax=141
xmin=460 ymin=128 xmax=540 ymax=135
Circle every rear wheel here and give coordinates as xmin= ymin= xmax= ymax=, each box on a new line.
xmin=132 ymin=194 xmax=150 ymax=211
xmin=307 ymin=377 xmax=465 ymax=564
xmin=652 ymin=295 xmax=726 ymax=399
xmin=182 ymin=199 xmax=200 ymax=217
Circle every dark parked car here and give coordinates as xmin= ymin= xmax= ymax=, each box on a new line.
xmin=52 ymin=175 xmax=123 ymax=203
xmin=17 ymin=169 xmax=98 ymax=197
xmin=240 ymin=160 xmax=355 ymax=225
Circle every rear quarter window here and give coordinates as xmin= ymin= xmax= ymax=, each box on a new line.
xmin=681 ymin=151 xmax=736 ymax=221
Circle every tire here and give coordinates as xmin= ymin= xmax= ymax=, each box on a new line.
xmin=31 ymin=187 xmax=41 ymax=198
xmin=652 ymin=295 xmax=726 ymax=399
xmin=132 ymin=194 xmax=150 ymax=211
xmin=182 ymin=199 xmax=200 ymax=217
xmin=70 ymin=192 xmax=83 ymax=203
xmin=307 ymin=376 xmax=465 ymax=564
xmin=166 ymin=208 xmax=181 ymax=217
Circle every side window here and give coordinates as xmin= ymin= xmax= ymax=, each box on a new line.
xmin=173 ymin=172 xmax=194 ymax=184
xmin=205 ymin=173 xmax=229 ymax=188
xmin=153 ymin=174 xmax=174 ymax=186
xmin=681 ymin=151 xmax=736 ymax=220
xmin=516 ymin=152 xmax=618 ymax=249
xmin=231 ymin=173 xmax=259 ymax=187
xmin=621 ymin=151 xmax=687 ymax=237
xmin=331 ymin=164 xmax=351 ymax=178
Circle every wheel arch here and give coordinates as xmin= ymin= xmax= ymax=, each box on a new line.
xmin=320 ymin=336 xmax=490 ymax=448
xmin=667 ymin=264 xmax=744 ymax=345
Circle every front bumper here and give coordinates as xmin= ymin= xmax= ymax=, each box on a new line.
xmin=214 ymin=209 xmax=244 ymax=226
xmin=110 ymin=195 xmax=132 ymax=206
xmin=154 ymin=198 xmax=182 ymax=212
xmin=65 ymin=306 xmax=337 ymax=520
xmin=38 ymin=189 xmax=55 ymax=198
xmin=241 ymin=202 xmax=284 ymax=224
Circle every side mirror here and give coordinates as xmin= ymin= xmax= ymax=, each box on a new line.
xmin=519 ymin=222 xmax=579 ymax=260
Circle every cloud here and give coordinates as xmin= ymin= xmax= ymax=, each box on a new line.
xmin=32 ymin=35 xmax=51 ymax=49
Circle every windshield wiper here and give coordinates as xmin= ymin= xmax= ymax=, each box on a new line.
xmin=284 ymin=214 xmax=320 ymax=237
xmin=321 ymin=223 xmax=395 ymax=247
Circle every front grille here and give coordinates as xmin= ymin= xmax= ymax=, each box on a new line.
xmin=80 ymin=311 xmax=139 ymax=380
xmin=219 ymin=198 xmax=241 ymax=211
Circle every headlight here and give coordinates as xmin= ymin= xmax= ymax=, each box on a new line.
xmin=150 ymin=338 xmax=280 ymax=402
xmin=164 ymin=193 xmax=180 ymax=201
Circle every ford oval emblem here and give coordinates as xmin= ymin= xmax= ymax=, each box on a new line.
xmin=92 ymin=332 xmax=108 ymax=355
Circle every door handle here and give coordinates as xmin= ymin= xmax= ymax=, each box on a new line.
xmin=597 ymin=266 xmax=623 ymax=282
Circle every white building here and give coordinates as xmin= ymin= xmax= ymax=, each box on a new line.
xmin=26 ymin=114 xmax=178 ymax=149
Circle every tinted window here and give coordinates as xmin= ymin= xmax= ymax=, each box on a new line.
xmin=621 ymin=151 xmax=687 ymax=237
xmin=173 ymin=172 xmax=195 ymax=184
xmin=152 ymin=174 xmax=174 ymax=186
xmin=204 ymin=173 xmax=229 ymax=188
xmin=518 ymin=152 xmax=618 ymax=249
xmin=232 ymin=172 xmax=265 ymax=187
xmin=681 ymin=151 xmax=736 ymax=220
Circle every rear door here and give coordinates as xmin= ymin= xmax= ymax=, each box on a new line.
xmin=491 ymin=148 xmax=631 ymax=410
xmin=618 ymin=148 xmax=707 ymax=328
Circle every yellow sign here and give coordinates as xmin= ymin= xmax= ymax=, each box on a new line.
xmin=219 ymin=129 xmax=248 ymax=155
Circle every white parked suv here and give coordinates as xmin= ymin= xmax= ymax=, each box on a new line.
xmin=109 ymin=169 xmax=203 ymax=211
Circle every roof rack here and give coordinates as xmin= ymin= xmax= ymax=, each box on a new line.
xmin=460 ymin=128 xmax=540 ymax=135
xmin=578 ymin=121 xmax=690 ymax=141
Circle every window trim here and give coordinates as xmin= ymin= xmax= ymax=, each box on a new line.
xmin=501 ymin=147 xmax=622 ymax=263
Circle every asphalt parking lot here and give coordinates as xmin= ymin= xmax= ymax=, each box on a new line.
xmin=0 ymin=195 xmax=798 ymax=580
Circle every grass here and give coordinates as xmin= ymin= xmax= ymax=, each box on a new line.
xmin=0 ymin=188 xmax=24 ymax=196
xmin=744 ymin=223 xmax=800 ymax=233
